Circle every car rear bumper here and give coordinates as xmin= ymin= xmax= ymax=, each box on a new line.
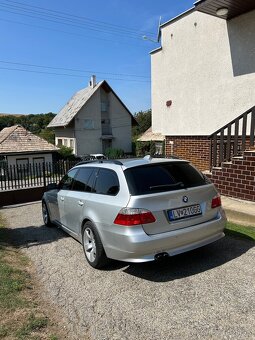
xmin=101 ymin=214 xmax=226 ymax=263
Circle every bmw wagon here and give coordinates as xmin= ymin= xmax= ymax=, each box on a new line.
xmin=42 ymin=156 xmax=226 ymax=268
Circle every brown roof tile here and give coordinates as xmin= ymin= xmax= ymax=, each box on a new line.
xmin=0 ymin=125 xmax=58 ymax=154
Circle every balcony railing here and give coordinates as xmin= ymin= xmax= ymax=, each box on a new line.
xmin=209 ymin=106 xmax=255 ymax=169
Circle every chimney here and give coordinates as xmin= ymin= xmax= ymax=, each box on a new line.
xmin=89 ymin=75 xmax=96 ymax=88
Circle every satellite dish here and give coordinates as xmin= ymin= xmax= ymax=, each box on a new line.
xmin=142 ymin=16 xmax=162 ymax=43
xmin=157 ymin=16 xmax=162 ymax=43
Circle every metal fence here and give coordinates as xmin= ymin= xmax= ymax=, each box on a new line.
xmin=0 ymin=160 xmax=78 ymax=191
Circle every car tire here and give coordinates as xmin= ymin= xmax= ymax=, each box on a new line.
xmin=82 ymin=221 xmax=108 ymax=269
xmin=42 ymin=201 xmax=53 ymax=227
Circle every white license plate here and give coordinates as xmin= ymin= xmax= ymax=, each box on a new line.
xmin=168 ymin=204 xmax=202 ymax=221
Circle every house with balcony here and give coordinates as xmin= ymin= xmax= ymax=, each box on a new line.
xmin=146 ymin=0 xmax=255 ymax=201
xmin=48 ymin=76 xmax=136 ymax=157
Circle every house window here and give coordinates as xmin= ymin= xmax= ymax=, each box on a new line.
xmin=84 ymin=119 xmax=94 ymax=129
xmin=101 ymin=102 xmax=109 ymax=112
xmin=64 ymin=139 xmax=68 ymax=146
xmin=16 ymin=158 xmax=29 ymax=167
xmin=70 ymin=139 xmax=74 ymax=149
xmin=16 ymin=158 xmax=29 ymax=174
xmin=33 ymin=157 xmax=45 ymax=165
xmin=57 ymin=138 xmax=63 ymax=147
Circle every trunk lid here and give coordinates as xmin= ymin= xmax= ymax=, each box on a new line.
xmin=127 ymin=184 xmax=220 ymax=235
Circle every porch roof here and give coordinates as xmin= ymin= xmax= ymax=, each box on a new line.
xmin=137 ymin=127 xmax=165 ymax=142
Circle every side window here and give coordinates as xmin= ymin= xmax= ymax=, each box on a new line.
xmin=72 ymin=168 xmax=94 ymax=192
xmin=94 ymin=169 xmax=119 ymax=196
xmin=58 ymin=169 xmax=77 ymax=190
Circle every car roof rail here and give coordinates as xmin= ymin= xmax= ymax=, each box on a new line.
xmin=76 ymin=159 xmax=123 ymax=166
xmin=143 ymin=155 xmax=181 ymax=160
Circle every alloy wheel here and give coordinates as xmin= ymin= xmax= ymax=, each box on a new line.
xmin=83 ymin=227 xmax=97 ymax=263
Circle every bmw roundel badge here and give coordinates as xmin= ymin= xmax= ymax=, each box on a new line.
xmin=183 ymin=196 xmax=188 ymax=203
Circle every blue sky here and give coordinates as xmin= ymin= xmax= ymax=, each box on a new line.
xmin=0 ymin=0 xmax=194 ymax=115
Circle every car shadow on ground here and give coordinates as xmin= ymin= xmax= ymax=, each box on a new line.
xmin=0 ymin=224 xmax=69 ymax=249
xmin=121 ymin=235 xmax=254 ymax=282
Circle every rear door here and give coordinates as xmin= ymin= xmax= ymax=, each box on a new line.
xmin=57 ymin=168 xmax=78 ymax=227
xmin=63 ymin=167 xmax=94 ymax=234
xmin=82 ymin=168 xmax=129 ymax=230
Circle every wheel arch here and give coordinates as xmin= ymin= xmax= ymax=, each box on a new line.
xmin=80 ymin=219 xmax=106 ymax=248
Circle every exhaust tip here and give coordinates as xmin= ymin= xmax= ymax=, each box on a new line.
xmin=154 ymin=252 xmax=169 ymax=261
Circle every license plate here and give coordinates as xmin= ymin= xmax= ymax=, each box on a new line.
xmin=168 ymin=204 xmax=202 ymax=221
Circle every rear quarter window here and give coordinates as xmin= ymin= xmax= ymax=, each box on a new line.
xmin=94 ymin=168 xmax=119 ymax=196
xmin=124 ymin=162 xmax=207 ymax=195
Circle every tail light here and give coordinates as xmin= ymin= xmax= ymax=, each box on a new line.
xmin=211 ymin=195 xmax=221 ymax=208
xmin=114 ymin=208 xmax=156 ymax=226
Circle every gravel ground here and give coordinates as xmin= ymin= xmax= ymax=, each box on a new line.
xmin=1 ymin=202 xmax=255 ymax=340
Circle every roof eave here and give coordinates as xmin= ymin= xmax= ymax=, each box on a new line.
xmin=160 ymin=7 xmax=195 ymax=29
xmin=150 ymin=46 xmax=163 ymax=55
xmin=0 ymin=150 xmax=58 ymax=156
xmin=194 ymin=0 xmax=255 ymax=21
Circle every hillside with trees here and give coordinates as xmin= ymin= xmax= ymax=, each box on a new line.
xmin=0 ymin=113 xmax=56 ymax=144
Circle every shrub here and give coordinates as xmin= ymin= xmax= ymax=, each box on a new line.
xmin=105 ymin=148 xmax=124 ymax=159
xmin=57 ymin=146 xmax=75 ymax=160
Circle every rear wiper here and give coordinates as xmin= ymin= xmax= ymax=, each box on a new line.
xmin=149 ymin=182 xmax=185 ymax=190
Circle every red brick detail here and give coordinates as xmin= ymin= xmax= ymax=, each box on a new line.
xmin=209 ymin=150 xmax=255 ymax=202
xmin=165 ymin=136 xmax=210 ymax=171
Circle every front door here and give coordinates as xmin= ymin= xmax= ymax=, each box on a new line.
xmin=102 ymin=140 xmax=112 ymax=153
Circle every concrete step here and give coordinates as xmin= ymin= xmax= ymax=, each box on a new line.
xmin=221 ymin=196 xmax=255 ymax=226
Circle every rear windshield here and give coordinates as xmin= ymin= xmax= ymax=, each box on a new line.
xmin=124 ymin=162 xmax=208 ymax=195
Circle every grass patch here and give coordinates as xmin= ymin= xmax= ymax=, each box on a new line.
xmin=225 ymin=222 xmax=255 ymax=241
xmin=0 ymin=214 xmax=63 ymax=339
xmin=16 ymin=313 xmax=48 ymax=339
xmin=0 ymin=260 xmax=28 ymax=310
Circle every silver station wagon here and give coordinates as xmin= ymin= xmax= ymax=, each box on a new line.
xmin=42 ymin=156 xmax=226 ymax=268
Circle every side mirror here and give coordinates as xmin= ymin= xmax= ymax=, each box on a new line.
xmin=46 ymin=183 xmax=58 ymax=191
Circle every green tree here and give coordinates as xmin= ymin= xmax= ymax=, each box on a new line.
xmin=132 ymin=109 xmax=151 ymax=140
xmin=38 ymin=128 xmax=55 ymax=145
xmin=0 ymin=112 xmax=56 ymax=144
xmin=57 ymin=146 xmax=74 ymax=160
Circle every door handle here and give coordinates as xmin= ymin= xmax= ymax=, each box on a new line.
xmin=78 ymin=200 xmax=84 ymax=206
xmin=60 ymin=196 xmax=64 ymax=201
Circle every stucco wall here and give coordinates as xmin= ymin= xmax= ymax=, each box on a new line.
xmin=6 ymin=153 xmax=53 ymax=167
xmin=74 ymin=90 xmax=102 ymax=156
xmin=151 ymin=10 xmax=255 ymax=136
xmin=109 ymin=92 xmax=132 ymax=152
xmin=54 ymin=126 xmax=74 ymax=139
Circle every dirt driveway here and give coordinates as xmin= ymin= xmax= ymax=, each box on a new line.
xmin=1 ymin=202 xmax=254 ymax=340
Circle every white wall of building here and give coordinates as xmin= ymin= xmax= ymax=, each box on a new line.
xmin=6 ymin=153 xmax=53 ymax=167
xmin=109 ymin=92 xmax=132 ymax=153
xmin=74 ymin=90 xmax=102 ymax=156
xmin=151 ymin=10 xmax=255 ymax=136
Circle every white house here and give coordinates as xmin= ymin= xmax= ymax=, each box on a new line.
xmin=48 ymin=76 xmax=137 ymax=157
xmin=147 ymin=0 xmax=255 ymax=170
xmin=0 ymin=125 xmax=58 ymax=167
